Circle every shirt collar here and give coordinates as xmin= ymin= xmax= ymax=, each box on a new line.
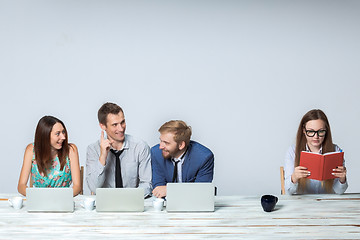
xmin=173 ymin=147 xmax=188 ymax=163
xmin=122 ymin=135 xmax=129 ymax=150
xmin=305 ymin=144 xmax=323 ymax=154
xmin=109 ymin=134 xmax=129 ymax=151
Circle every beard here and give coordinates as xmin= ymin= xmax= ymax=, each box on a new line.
xmin=161 ymin=148 xmax=182 ymax=159
xmin=161 ymin=150 xmax=171 ymax=159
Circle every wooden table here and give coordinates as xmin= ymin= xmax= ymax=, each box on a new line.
xmin=1 ymin=194 xmax=359 ymax=239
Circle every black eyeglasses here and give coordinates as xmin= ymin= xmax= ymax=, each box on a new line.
xmin=305 ymin=129 xmax=327 ymax=137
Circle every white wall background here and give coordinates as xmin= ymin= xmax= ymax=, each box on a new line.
xmin=1 ymin=0 xmax=359 ymax=195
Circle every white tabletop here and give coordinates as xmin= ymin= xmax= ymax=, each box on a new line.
xmin=1 ymin=193 xmax=359 ymax=239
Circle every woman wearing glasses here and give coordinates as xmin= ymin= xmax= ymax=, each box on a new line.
xmin=284 ymin=109 xmax=348 ymax=194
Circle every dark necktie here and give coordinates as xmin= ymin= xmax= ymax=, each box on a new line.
xmin=172 ymin=160 xmax=180 ymax=183
xmin=110 ymin=149 xmax=124 ymax=188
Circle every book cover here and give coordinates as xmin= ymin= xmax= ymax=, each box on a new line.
xmin=299 ymin=151 xmax=344 ymax=181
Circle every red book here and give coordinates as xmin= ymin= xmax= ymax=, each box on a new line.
xmin=299 ymin=151 xmax=344 ymax=181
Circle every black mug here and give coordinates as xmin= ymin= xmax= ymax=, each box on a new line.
xmin=261 ymin=195 xmax=278 ymax=212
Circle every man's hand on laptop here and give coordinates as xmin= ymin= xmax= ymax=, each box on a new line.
xmin=152 ymin=186 xmax=166 ymax=198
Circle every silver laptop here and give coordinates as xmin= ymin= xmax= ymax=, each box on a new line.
xmin=96 ymin=188 xmax=144 ymax=212
xmin=166 ymin=183 xmax=215 ymax=212
xmin=26 ymin=188 xmax=74 ymax=212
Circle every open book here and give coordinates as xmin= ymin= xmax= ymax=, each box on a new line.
xmin=299 ymin=151 xmax=344 ymax=181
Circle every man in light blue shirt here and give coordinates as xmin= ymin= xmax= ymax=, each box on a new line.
xmin=86 ymin=102 xmax=152 ymax=197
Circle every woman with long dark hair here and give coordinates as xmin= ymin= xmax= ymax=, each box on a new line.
xmin=18 ymin=116 xmax=81 ymax=196
xmin=284 ymin=109 xmax=348 ymax=194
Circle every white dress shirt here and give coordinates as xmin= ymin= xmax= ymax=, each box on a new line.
xmin=284 ymin=144 xmax=348 ymax=195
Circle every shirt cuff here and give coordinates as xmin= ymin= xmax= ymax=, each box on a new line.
xmin=287 ymin=179 xmax=299 ymax=195
xmin=333 ymin=178 xmax=348 ymax=194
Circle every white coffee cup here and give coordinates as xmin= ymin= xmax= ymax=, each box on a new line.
xmin=8 ymin=196 xmax=23 ymax=210
xmin=153 ymin=198 xmax=164 ymax=212
xmin=81 ymin=198 xmax=95 ymax=211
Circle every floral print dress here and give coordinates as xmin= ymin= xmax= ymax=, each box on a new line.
xmin=31 ymin=153 xmax=72 ymax=188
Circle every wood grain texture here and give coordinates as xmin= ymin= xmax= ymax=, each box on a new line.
xmin=1 ymin=194 xmax=359 ymax=239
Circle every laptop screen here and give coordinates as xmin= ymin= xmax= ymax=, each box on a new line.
xmin=96 ymin=188 xmax=144 ymax=212
xmin=166 ymin=183 xmax=215 ymax=212
xmin=26 ymin=188 xmax=74 ymax=212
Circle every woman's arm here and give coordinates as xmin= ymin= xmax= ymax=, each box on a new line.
xmin=332 ymin=144 xmax=348 ymax=194
xmin=69 ymin=143 xmax=81 ymax=196
xmin=284 ymin=145 xmax=298 ymax=194
xmin=17 ymin=144 xmax=34 ymax=196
